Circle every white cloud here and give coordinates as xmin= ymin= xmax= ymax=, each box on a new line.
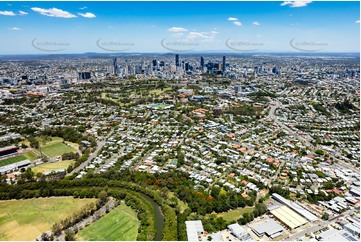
xmin=228 ymin=17 xmax=238 ymax=21
xmin=0 ymin=11 xmax=16 ymax=16
xmin=79 ymin=6 xmax=87 ymax=10
xmin=187 ymin=31 xmax=218 ymax=41
xmin=253 ymin=21 xmax=260 ymax=26
xmin=233 ymin=21 xmax=242 ymax=26
xmin=31 ymin=7 xmax=76 ymax=18
xmin=168 ymin=27 xmax=188 ymax=32
xmin=9 ymin=27 xmax=21 ymax=30
xmin=356 ymin=20 xmax=360 ymax=24
xmin=78 ymin=12 xmax=96 ymax=18
xmin=281 ymin=1 xmax=312 ymax=8
xmin=171 ymin=32 xmax=185 ymax=38
xmin=18 ymin=10 xmax=28 ymax=15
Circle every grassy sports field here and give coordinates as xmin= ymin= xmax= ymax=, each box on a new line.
xmin=40 ymin=138 xmax=76 ymax=158
xmin=76 ymin=202 xmax=140 ymax=241
xmin=0 ymin=197 xmax=96 ymax=241
xmin=22 ymin=151 xmax=39 ymax=161
xmin=32 ymin=160 xmax=75 ymax=174
xmin=216 ymin=206 xmax=254 ymax=222
xmin=0 ymin=151 xmax=39 ymax=167
xmin=0 ymin=155 xmax=28 ymax=167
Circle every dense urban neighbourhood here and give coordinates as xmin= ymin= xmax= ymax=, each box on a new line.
xmin=0 ymin=53 xmax=359 ymax=241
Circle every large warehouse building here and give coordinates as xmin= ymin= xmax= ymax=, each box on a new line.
xmin=251 ymin=219 xmax=284 ymax=239
xmin=186 ymin=220 xmax=204 ymax=241
xmin=270 ymin=205 xmax=308 ymax=230
xmin=272 ymin=193 xmax=318 ymax=222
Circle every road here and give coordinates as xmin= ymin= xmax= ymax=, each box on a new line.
xmin=130 ymin=147 xmax=154 ymax=171
xmin=70 ymin=128 xmax=114 ymax=174
xmin=268 ymin=101 xmax=357 ymax=173
xmin=333 ymin=159 xmax=359 ymax=174
xmin=268 ymin=101 xmax=315 ymax=149
xmin=286 ymin=208 xmax=358 ymax=241
xmin=267 ymin=100 xmax=316 ymax=181
xmin=273 ymin=159 xmax=287 ymax=181
xmin=267 ymin=100 xmax=281 ymax=119
xmin=130 ymin=125 xmax=192 ymax=171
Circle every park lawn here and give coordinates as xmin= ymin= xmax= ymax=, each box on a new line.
xmin=64 ymin=141 xmax=80 ymax=152
xmin=101 ymin=92 xmax=125 ymax=106
xmin=0 ymin=155 xmax=27 ymax=167
xmin=32 ymin=160 xmax=75 ymax=174
xmin=37 ymin=136 xmax=63 ymax=144
xmin=149 ymin=87 xmax=172 ymax=95
xmin=22 ymin=151 xmax=39 ymax=161
xmin=41 ymin=142 xmax=76 ymax=158
xmin=168 ymin=192 xmax=188 ymax=213
xmin=216 ymin=206 xmax=254 ymax=222
xmin=19 ymin=140 xmax=30 ymax=147
xmin=77 ymin=202 xmax=140 ymax=241
xmin=0 ymin=197 xmax=96 ymax=241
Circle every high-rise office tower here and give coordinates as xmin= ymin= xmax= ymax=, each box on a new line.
xmin=175 ymin=54 xmax=180 ymax=67
xmin=141 ymin=61 xmax=145 ymax=73
xmin=78 ymin=72 xmax=91 ymax=80
xmin=207 ymin=62 xmax=213 ymax=73
xmin=152 ymin=59 xmax=158 ymax=71
xmin=185 ymin=62 xmax=190 ymax=71
xmin=222 ymin=56 xmax=226 ymax=74
xmin=272 ymin=67 xmax=281 ymax=76
xmin=124 ymin=65 xmax=128 ymax=75
xmin=200 ymin=57 xmax=205 ymax=69
xmin=113 ymin=58 xmax=119 ymax=74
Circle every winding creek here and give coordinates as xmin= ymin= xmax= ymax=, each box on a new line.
xmin=140 ymin=193 xmax=165 ymax=241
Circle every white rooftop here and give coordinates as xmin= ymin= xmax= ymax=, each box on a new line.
xmin=186 ymin=220 xmax=204 ymax=241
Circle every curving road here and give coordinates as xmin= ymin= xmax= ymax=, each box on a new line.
xmin=268 ymin=100 xmax=315 ymax=149
xmin=70 ymin=128 xmax=114 ymax=174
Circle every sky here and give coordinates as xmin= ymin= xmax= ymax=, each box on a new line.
xmin=0 ymin=1 xmax=360 ymax=54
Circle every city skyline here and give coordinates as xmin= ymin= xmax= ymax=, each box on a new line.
xmin=0 ymin=1 xmax=360 ymax=54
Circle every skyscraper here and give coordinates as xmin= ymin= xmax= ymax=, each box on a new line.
xmin=222 ymin=56 xmax=226 ymax=74
xmin=185 ymin=62 xmax=190 ymax=71
xmin=78 ymin=72 xmax=91 ymax=80
xmin=141 ymin=60 xmax=145 ymax=73
xmin=152 ymin=59 xmax=158 ymax=71
xmin=200 ymin=57 xmax=204 ymax=69
xmin=113 ymin=57 xmax=119 ymax=74
xmin=272 ymin=67 xmax=281 ymax=76
xmin=175 ymin=54 xmax=180 ymax=67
